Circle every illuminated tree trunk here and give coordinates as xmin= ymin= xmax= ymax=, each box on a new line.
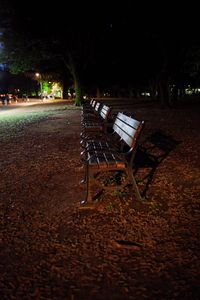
xmin=63 ymin=53 xmax=83 ymax=106
xmin=74 ymin=77 xmax=82 ymax=106
xmin=69 ymin=54 xmax=82 ymax=106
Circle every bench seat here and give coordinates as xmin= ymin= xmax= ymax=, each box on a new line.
xmin=88 ymin=151 xmax=127 ymax=169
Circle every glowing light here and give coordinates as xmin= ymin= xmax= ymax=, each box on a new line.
xmin=35 ymin=73 xmax=42 ymax=96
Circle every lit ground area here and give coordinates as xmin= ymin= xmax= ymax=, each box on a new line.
xmin=0 ymin=99 xmax=200 ymax=299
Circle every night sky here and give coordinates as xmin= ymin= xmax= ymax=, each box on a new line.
xmin=1 ymin=0 xmax=200 ymax=92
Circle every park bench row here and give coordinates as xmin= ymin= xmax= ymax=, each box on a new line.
xmin=80 ymin=99 xmax=145 ymax=206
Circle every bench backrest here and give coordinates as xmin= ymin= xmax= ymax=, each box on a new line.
xmin=99 ymin=104 xmax=112 ymax=121
xmin=113 ymin=112 xmax=144 ymax=148
xmin=82 ymin=99 xmax=96 ymax=113
xmin=94 ymin=102 xmax=101 ymax=112
xmin=91 ymin=100 xmax=97 ymax=108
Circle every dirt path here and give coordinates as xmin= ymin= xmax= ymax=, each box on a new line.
xmin=0 ymin=100 xmax=200 ymax=300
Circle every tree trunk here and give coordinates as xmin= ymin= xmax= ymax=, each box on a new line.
xmin=64 ymin=53 xmax=83 ymax=106
xmin=158 ymin=77 xmax=170 ymax=108
xmin=149 ymin=78 xmax=158 ymax=100
xmin=96 ymin=87 xmax=100 ymax=98
xmin=74 ymin=77 xmax=82 ymax=106
xmin=70 ymin=64 xmax=82 ymax=106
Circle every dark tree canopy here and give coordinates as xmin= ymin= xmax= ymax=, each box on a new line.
xmin=1 ymin=0 xmax=200 ymax=105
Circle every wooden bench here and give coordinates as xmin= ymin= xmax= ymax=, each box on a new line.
xmin=82 ymin=98 xmax=95 ymax=112
xmin=81 ymin=101 xmax=102 ymax=123
xmin=81 ymin=99 xmax=97 ymax=116
xmin=81 ymin=104 xmax=112 ymax=137
xmin=80 ymin=112 xmax=145 ymax=206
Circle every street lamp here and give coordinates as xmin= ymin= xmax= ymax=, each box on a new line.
xmin=35 ymin=72 xmax=42 ymax=98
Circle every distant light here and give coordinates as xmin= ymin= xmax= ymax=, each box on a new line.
xmin=35 ymin=73 xmax=40 ymax=77
xmin=141 ymin=92 xmax=150 ymax=97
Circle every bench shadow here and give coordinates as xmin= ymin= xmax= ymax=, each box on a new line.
xmin=133 ymin=130 xmax=182 ymax=198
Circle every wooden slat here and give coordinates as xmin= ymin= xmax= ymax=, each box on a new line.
xmin=88 ymin=151 xmax=126 ymax=169
xmin=112 ymin=113 xmax=142 ymax=147
xmin=100 ymin=105 xmax=110 ymax=120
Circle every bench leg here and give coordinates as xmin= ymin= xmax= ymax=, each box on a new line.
xmin=80 ymin=167 xmax=87 ymax=184
xmin=130 ymin=171 xmax=143 ymax=201
xmin=80 ymin=163 xmax=92 ymax=205
xmin=79 ymin=154 xmax=87 ymax=184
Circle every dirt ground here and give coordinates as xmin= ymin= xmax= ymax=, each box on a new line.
xmin=0 ymin=99 xmax=200 ymax=300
